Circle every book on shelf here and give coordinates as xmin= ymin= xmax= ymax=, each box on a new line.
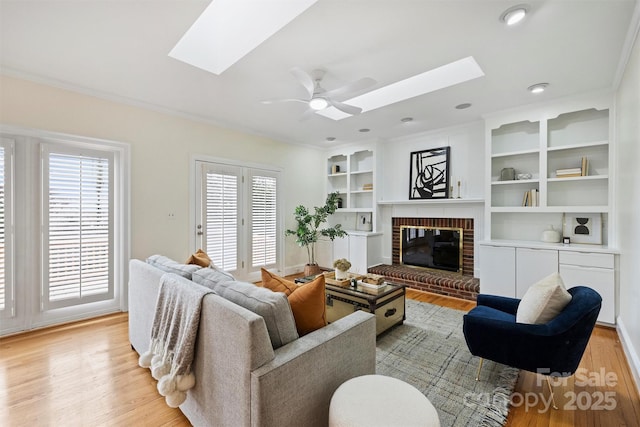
xmin=581 ymin=156 xmax=589 ymax=176
xmin=522 ymin=188 xmax=538 ymax=207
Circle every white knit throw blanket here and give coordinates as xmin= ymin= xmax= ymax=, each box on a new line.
xmin=138 ymin=274 xmax=212 ymax=408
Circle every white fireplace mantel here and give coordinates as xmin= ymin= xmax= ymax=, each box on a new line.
xmin=378 ymin=198 xmax=484 ymax=205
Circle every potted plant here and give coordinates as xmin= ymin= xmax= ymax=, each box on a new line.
xmin=286 ymin=192 xmax=347 ymax=276
xmin=333 ymin=258 xmax=351 ymax=280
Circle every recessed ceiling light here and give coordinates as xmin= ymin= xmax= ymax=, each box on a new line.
xmin=309 ymin=97 xmax=329 ymax=110
xmin=527 ymin=83 xmax=548 ymax=94
xmin=359 ymin=128 xmax=370 ymax=133
xmin=317 ymin=56 xmax=484 ymax=120
xmin=500 ymin=4 xmax=529 ymax=26
xmin=169 ymin=0 xmax=319 ymax=75
xmin=455 ymin=103 xmax=472 ymax=110
xmin=401 ymin=117 xmax=413 ymax=123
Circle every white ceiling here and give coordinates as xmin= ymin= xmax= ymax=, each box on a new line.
xmin=0 ymin=0 xmax=637 ymax=147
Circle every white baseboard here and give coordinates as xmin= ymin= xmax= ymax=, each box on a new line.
xmin=616 ymin=316 xmax=640 ymax=397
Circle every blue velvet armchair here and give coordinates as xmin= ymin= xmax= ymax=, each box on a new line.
xmin=463 ymin=286 xmax=601 ymax=383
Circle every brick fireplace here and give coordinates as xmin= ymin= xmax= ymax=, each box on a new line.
xmin=393 ymin=217 xmax=475 ymax=276
xmin=368 ymin=216 xmax=480 ymax=301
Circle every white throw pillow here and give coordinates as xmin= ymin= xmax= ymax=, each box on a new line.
xmin=516 ymin=273 xmax=572 ymax=324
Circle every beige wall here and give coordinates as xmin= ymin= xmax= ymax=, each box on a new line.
xmin=615 ymin=27 xmax=640 ymax=386
xmin=0 ymin=75 xmax=326 ymax=269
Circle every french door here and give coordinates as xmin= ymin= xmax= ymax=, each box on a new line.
xmin=0 ymin=129 xmax=128 ymax=336
xmin=194 ymin=160 xmax=281 ymax=282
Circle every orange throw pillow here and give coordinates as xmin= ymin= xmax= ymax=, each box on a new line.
xmin=186 ymin=249 xmax=212 ymax=267
xmin=261 ymin=269 xmax=327 ymax=336
xmin=260 ymin=268 xmax=298 ymax=295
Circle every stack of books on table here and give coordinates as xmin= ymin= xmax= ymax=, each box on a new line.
xmin=522 ymin=188 xmax=539 ymax=206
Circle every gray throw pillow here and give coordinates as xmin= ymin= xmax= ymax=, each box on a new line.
xmin=146 ymin=254 xmax=200 ymax=280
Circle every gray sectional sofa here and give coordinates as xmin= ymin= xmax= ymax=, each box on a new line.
xmin=128 ymin=257 xmax=377 ymax=427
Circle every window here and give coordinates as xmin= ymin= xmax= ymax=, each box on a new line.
xmin=195 ymin=159 xmax=281 ymax=281
xmin=250 ymin=171 xmax=277 ymax=268
xmin=203 ymin=167 xmax=240 ymax=271
xmin=42 ymin=146 xmax=114 ymax=310
xmin=0 ymin=139 xmax=14 ymax=318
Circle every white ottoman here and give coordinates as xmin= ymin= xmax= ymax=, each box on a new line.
xmin=329 ymin=374 xmax=440 ymax=427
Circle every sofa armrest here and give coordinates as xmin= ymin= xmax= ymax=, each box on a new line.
xmin=250 ymin=310 xmax=376 ymax=427
xmin=128 ymin=259 xmax=164 ymax=354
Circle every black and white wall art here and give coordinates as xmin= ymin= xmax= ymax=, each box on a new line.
xmin=563 ymin=213 xmax=602 ymax=244
xmin=409 ymin=146 xmax=450 ymax=199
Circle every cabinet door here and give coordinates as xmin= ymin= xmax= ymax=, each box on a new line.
xmin=515 ymin=248 xmax=559 ymax=298
xmin=479 ymin=245 xmax=516 ymax=297
xmin=348 ymin=235 xmax=368 ymax=274
xmin=332 ymin=236 xmax=349 ymax=264
xmin=560 ymin=264 xmax=615 ymax=324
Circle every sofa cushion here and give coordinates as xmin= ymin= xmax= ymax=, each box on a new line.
xmin=146 ymin=254 xmax=200 ymax=279
xmin=192 ymin=267 xmax=235 ymax=290
xmin=516 ymin=272 xmax=572 ymax=324
xmin=185 ymin=249 xmax=213 ymax=268
xmin=261 ymin=269 xmax=327 ymax=336
xmin=213 ymin=280 xmax=298 ymax=349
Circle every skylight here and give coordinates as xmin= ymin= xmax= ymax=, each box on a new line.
xmin=169 ymin=0 xmax=318 ymax=75
xmin=317 ymin=57 xmax=485 ymax=120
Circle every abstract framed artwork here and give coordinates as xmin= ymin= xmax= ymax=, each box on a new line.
xmin=562 ymin=213 xmax=602 ymax=244
xmin=409 ymin=146 xmax=450 ymax=199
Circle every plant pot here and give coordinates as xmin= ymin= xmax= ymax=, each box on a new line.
xmin=304 ymin=264 xmax=322 ymax=277
xmin=335 ymin=268 xmax=349 ymax=280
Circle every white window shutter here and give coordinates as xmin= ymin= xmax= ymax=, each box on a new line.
xmin=204 ymin=170 xmax=239 ymax=271
xmin=250 ymin=173 xmax=277 ymax=268
xmin=43 ymin=147 xmax=114 ymax=310
xmin=0 ymin=139 xmax=14 ymax=318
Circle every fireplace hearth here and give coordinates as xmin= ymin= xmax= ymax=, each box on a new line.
xmin=368 ymin=217 xmax=479 ymax=301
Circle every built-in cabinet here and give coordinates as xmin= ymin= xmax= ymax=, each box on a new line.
xmin=482 ymin=94 xmax=617 ymax=324
xmin=485 ymin=95 xmax=613 ymax=244
xmin=480 ymin=241 xmax=616 ymax=324
xmin=326 ymin=144 xmax=381 ymax=272
xmin=332 ymin=232 xmax=383 ymax=275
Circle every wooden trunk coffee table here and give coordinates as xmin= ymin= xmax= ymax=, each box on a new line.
xmin=296 ymin=276 xmax=406 ymax=336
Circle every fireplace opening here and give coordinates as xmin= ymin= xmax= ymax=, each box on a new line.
xmin=400 ymin=225 xmax=463 ymax=273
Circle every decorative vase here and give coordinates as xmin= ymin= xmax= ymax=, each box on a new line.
xmin=541 ymin=225 xmax=562 ymax=243
xmin=335 ymin=268 xmax=349 ymax=280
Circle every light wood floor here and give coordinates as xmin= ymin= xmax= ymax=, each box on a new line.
xmin=1 ymin=289 xmax=638 ymax=426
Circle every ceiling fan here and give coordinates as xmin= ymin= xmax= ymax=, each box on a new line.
xmin=262 ymin=67 xmax=375 ymax=116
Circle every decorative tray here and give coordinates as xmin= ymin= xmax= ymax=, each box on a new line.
xmin=322 ymin=271 xmax=364 ymax=287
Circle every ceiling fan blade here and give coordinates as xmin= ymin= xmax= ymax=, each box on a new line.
xmin=328 ymin=99 xmax=363 ymax=115
xmin=290 ymin=67 xmax=315 ymax=98
xmin=261 ymin=98 xmax=308 ymax=105
xmin=323 ymin=77 xmax=376 ymax=99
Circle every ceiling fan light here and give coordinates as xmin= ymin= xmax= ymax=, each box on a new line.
xmin=309 ymin=97 xmax=329 ymax=110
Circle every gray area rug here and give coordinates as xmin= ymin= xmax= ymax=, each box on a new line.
xmin=376 ymin=299 xmax=519 ymax=427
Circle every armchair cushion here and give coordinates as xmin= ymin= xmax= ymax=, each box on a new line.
xmin=516 ymin=273 xmax=572 ymax=324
